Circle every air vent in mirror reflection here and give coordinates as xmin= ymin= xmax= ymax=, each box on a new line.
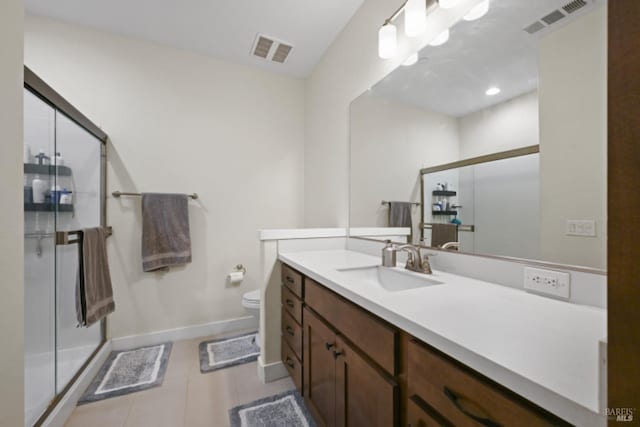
xmin=563 ymin=0 xmax=587 ymax=14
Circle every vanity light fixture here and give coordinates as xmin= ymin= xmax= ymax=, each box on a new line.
xmin=486 ymin=86 xmax=501 ymax=96
xmin=378 ymin=23 xmax=398 ymax=59
xmin=405 ymin=0 xmax=428 ymax=37
xmin=402 ymin=53 xmax=419 ymax=66
xmin=463 ymin=0 xmax=490 ymax=21
xmin=438 ymin=0 xmax=461 ymax=9
xmin=378 ymin=0 xmax=439 ymax=59
xmin=429 ymin=28 xmax=450 ymax=46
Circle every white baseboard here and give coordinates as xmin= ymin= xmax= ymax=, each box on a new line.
xmin=42 ymin=340 xmax=112 ymax=427
xmin=112 ymin=315 xmax=258 ymax=350
xmin=257 ymin=355 xmax=289 ymax=384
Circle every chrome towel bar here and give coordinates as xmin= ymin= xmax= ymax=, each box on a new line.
xmin=112 ymin=191 xmax=198 ymax=200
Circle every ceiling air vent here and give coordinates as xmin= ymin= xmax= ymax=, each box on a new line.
xmin=251 ymin=34 xmax=293 ymax=64
xmin=252 ymin=36 xmax=274 ymax=59
xmin=541 ymin=9 xmax=566 ymax=25
xmin=272 ymin=44 xmax=293 ymax=63
xmin=524 ymin=21 xmax=546 ymax=35
xmin=563 ymin=0 xmax=587 ymax=14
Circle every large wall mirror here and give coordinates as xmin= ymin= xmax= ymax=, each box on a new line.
xmin=349 ymin=0 xmax=607 ymax=271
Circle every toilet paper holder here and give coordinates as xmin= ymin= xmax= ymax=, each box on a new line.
xmin=234 ymin=264 xmax=246 ymax=274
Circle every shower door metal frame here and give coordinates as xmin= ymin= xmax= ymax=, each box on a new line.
xmin=24 ymin=66 xmax=109 ymax=427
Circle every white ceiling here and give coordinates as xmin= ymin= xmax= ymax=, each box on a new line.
xmin=25 ymin=0 xmax=364 ymax=78
xmin=371 ymin=0 xmax=603 ymax=117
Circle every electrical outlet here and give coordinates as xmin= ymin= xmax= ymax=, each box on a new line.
xmin=566 ymin=220 xmax=596 ymax=237
xmin=524 ymin=267 xmax=570 ymax=299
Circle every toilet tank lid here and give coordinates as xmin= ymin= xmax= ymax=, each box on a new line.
xmin=242 ymin=289 xmax=260 ymax=303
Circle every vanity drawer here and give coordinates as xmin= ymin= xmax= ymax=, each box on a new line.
xmin=305 ymin=278 xmax=397 ymax=375
xmin=407 ymin=395 xmax=453 ymax=427
xmin=281 ymin=285 xmax=303 ymax=324
xmin=408 ymin=339 xmax=565 ymax=427
xmin=282 ymin=340 xmax=303 ymax=392
xmin=282 ymin=263 xmax=304 ymax=298
xmin=281 ymin=309 xmax=303 ymax=359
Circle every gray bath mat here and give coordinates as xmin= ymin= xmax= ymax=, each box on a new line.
xmin=78 ymin=342 xmax=172 ymax=404
xmin=199 ymin=332 xmax=259 ymax=373
xmin=229 ymin=390 xmax=315 ymax=427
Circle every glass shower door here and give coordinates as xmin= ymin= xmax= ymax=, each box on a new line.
xmin=54 ymin=112 xmax=104 ymax=393
xmin=23 ymin=89 xmax=57 ymax=426
xmin=23 ymin=84 xmax=106 ymax=425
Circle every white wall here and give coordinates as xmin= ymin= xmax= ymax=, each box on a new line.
xmin=304 ymin=0 xmax=484 ymax=227
xmin=459 ymin=91 xmax=539 ymax=158
xmin=25 ymin=15 xmax=305 ymax=339
xmin=350 ymin=93 xmax=460 ymax=239
xmin=538 ymin=5 xmax=607 ymax=270
xmin=0 ymin=0 xmax=25 ymax=425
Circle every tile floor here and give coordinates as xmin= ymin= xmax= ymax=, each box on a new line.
xmin=64 ymin=331 xmax=294 ymax=427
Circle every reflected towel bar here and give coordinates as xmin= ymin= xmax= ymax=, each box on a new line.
xmin=422 ymin=223 xmax=475 ymax=232
xmin=381 ymin=200 xmax=420 ymax=207
xmin=56 ymin=226 xmax=113 ymax=245
xmin=112 ymin=191 xmax=199 ymax=200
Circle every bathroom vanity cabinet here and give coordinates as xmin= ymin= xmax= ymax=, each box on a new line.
xmin=280 ymin=262 xmax=569 ymax=427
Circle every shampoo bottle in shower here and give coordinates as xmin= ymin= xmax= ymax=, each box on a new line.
xmin=32 ymin=175 xmax=47 ymax=204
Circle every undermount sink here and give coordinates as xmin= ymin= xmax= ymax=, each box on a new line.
xmin=336 ymin=265 xmax=443 ymax=292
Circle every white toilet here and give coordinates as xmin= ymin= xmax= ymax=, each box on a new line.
xmin=242 ymin=289 xmax=261 ymax=345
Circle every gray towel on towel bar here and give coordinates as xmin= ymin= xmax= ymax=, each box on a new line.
xmin=142 ymin=193 xmax=192 ymax=272
xmin=388 ymin=202 xmax=413 ymax=228
xmin=431 ymin=223 xmax=458 ymax=248
xmin=388 ymin=202 xmax=413 ymax=243
xmin=76 ymin=227 xmax=115 ymax=327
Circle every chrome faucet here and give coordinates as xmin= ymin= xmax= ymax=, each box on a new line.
xmin=381 ymin=241 xmax=433 ymax=274
xmin=441 ymin=241 xmax=460 ymax=250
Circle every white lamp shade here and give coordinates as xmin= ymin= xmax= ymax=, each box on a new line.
xmin=405 ymin=0 xmax=427 ymax=37
xmin=463 ymin=0 xmax=490 ymax=21
xmin=378 ymin=24 xmax=398 ymax=59
xmin=438 ymin=0 xmax=460 ymax=9
xmin=429 ymin=28 xmax=450 ymax=46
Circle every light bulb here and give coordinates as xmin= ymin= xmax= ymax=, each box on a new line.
xmin=463 ymin=0 xmax=490 ymax=21
xmin=378 ymin=24 xmax=398 ymax=59
xmin=429 ymin=29 xmax=450 ymax=46
xmin=405 ymin=0 xmax=427 ymax=37
xmin=402 ymin=53 xmax=419 ymax=66
xmin=438 ymin=0 xmax=460 ymax=9
xmin=486 ymin=87 xmax=501 ymax=96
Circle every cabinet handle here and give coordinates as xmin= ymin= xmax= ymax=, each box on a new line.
xmin=286 ymin=299 xmax=294 ymax=308
xmin=285 ymin=276 xmax=295 ymax=284
xmin=333 ymin=350 xmax=344 ymax=360
xmin=285 ymin=357 xmax=295 ymax=368
xmin=443 ymin=387 xmax=502 ymax=427
xmin=325 ymin=342 xmax=335 ymax=351
xmin=286 ymin=326 xmax=295 ymax=336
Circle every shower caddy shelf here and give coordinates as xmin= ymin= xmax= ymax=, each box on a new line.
xmin=24 ymin=203 xmax=73 ymax=213
xmin=24 ymin=163 xmax=72 ymax=176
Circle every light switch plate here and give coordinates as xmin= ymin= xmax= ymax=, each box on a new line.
xmin=524 ymin=267 xmax=571 ymax=299
xmin=566 ymin=219 xmax=596 ymax=237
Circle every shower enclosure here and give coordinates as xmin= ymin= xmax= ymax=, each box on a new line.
xmin=23 ymin=68 xmax=108 ymax=426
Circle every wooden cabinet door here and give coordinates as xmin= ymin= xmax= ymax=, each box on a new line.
xmin=335 ymin=335 xmax=398 ymax=427
xmin=303 ymin=307 xmax=337 ymax=427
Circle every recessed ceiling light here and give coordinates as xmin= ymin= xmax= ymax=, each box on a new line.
xmin=429 ymin=29 xmax=450 ymax=46
xmin=486 ymin=87 xmax=501 ymax=96
xmin=464 ymin=0 xmax=490 ymax=21
xmin=402 ymin=53 xmax=419 ymax=66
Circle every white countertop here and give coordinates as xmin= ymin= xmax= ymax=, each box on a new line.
xmin=279 ymin=249 xmax=607 ymax=426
